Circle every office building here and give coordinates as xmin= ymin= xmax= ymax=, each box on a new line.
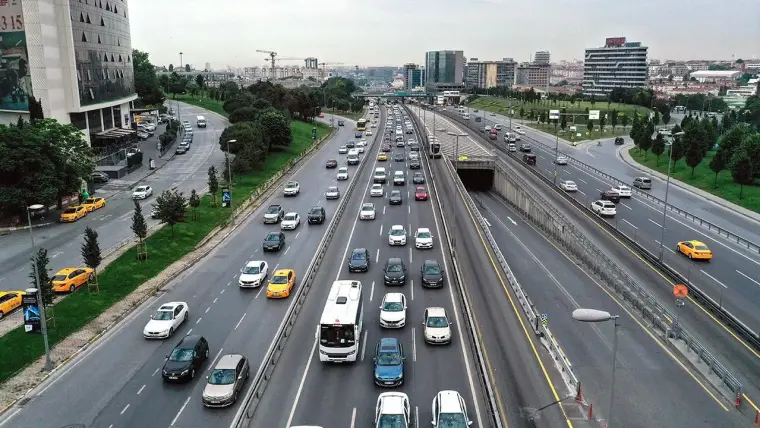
xmin=516 ymin=62 xmax=551 ymax=87
xmin=465 ymin=58 xmax=516 ymax=89
xmin=304 ymin=57 xmax=319 ymax=69
xmin=0 ymin=0 xmax=137 ymax=143
xmin=582 ymin=37 xmax=649 ymax=96
xmin=534 ymin=51 xmax=550 ymax=64
xmin=424 ymin=50 xmax=465 ymax=91
xmin=402 ymin=63 xmax=426 ymax=90
xmin=204 ymin=62 xmax=211 ymax=71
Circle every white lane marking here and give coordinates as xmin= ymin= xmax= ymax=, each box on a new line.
xmin=410 ymin=279 xmax=414 ymax=301
xmin=578 ymin=178 xmax=588 ymax=184
xmin=205 ymin=307 xmax=210 ymax=314
xmin=408 ymin=205 xmax=411 ymax=214
xmin=415 ymin=406 xmax=420 ymax=428
xmin=226 ymin=281 xmax=231 ymax=287
xmin=17 ymin=267 xmax=24 ymax=272
xmin=186 ymin=328 xmax=192 ymax=335
xmin=483 ymin=218 xmax=492 ymax=227
xmin=208 ymin=348 xmax=224 ymax=371
xmin=360 ymin=330 xmax=368 ymax=362
xmin=412 ymin=327 xmax=417 ymax=362
xmin=285 ymin=336 xmax=319 ymax=428
xmin=255 ymin=286 xmax=265 ymax=299
xmin=0 ymin=277 xmax=4 ymax=283
xmin=380 ymin=224 xmax=384 ymax=236
xmin=702 ymin=270 xmax=728 ymax=289
xmin=654 ymin=240 xmax=676 ymax=254
xmin=234 ymin=313 xmax=246 ymax=330
xmin=170 ymin=396 xmax=192 ymax=426
xmin=295 ymin=231 xmax=300 ymax=240
xmin=196 ymin=317 xmax=202 ymax=324
xmin=220 ymin=288 xmax=225 ymax=295
xmin=136 ymin=384 xmax=145 ymax=395
xmin=376 ymin=248 xmax=380 ymax=263
xmin=409 ymin=247 xmax=413 ymax=264
xmin=152 ymin=367 xmax=160 ymax=377
xmin=648 ymin=218 xmax=662 ymax=228
xmin=273 ymin=264 xmax=279 ymax=272
xmin=737 ymin=270 xmax=760 ymax=288
xmin=619 ymin=202 xmax=633 ymax=210
xmin=120 ymin=404 xmax=130 ymax=415
xmin=578 ymin=190 xmax=586 ymax=197
xmin=370 ymin=281 xmax=375 ymax=301
xmin=383 ymin=205 xmax=386 ymax=215
xmin=213 ymin=297 xmax=218 ymax=304
xmin=350 ymin=407 xmax=357 ymax=428
xmin=232 ymin=274 xmax=237 ymax=279
xmin=284 ymin=247 xmax=290 ymax=255
xmin=622 ymin=219 xmax=638 ymax=229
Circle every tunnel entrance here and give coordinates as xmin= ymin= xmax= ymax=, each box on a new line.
xmin=457 ymin=168 xmax=494 ymax=190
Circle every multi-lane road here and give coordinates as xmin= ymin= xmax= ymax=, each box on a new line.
xmin=0 ymin=112 xmax=364 ymax=428
xmin=0 ymin=102 xmax=226 ymax=293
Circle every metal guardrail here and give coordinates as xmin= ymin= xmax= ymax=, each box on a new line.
xmin=232 ymin=115 xmax=379 ymax=427
xmin=405 ymin=105 xmax=504 ymax=428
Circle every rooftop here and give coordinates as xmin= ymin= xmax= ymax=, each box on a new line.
xmin=690 ymin=70 xmax=742 ymax=77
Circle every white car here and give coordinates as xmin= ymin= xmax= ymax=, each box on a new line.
xmin=514 ymin=126 xmax=525 ymax=135
xmin=371 ymin=123 xmax=377 ymax=128
xmin=611 ymin=185 xmax=632 ymax=197
xmin=423 ymin=307 xmax=452 ymax=344
xmin=414 ymin=228 xmax=434 ymax=249
xmin=325 ymin=186 xmax=340 ymax=200
xmin=388 ymin=225 xmax=407 ymax=246
xmin=507 ymin=143 xmax=517 ymax=152
xmin=283 ymin=181 xmax=300 ymax=196
xmin=366 ymin=130 xmax=373 ymax=136
xmin=591 ymin=200 xmax=617 ymax=217
xmin=554 ymin=155 xmax=568 ymax=165
xmin=338 ymin=146 xmax=348 ymax=154
xmin=280 ymin=212 xmax=301 ymax=230
xmin=357 ymin=140 xmax=367 ymax=153
xmin=132 ymin=185 xmax=153 ymax=199
xmin=337 ymin=167 xmax=349 ymax=181
xmin=431 ymin=390 xmax=473 ymax=427
xmin=143 ymin=302 xmax=189 ymax=339
xmin=375 ymin=392 xmax=411 ymax=428
xmin=559 ymin=180 xmax=577 ymax=192
xmin=494 ymin=124 xmax=503 ymax=130
xmin=360 ymin=203 xmax=376 ymax=220
xmin=371 ymin=184 xmax=385 ymax=197
xmin=239 ymin=260 xmax=268 ymax=287
xmin=379 ymin=292 xmax=407 ymax=328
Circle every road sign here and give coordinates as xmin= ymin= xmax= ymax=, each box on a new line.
xmin=675 ymin=298 xmax=685 ymax=307
xmin=588 ymin=110 xmax=600 ymax=120
xmin=540 ymin=313 xmax=548 ymax=326
xmin=673 ymin=284 xmax=688 ymax=298
xmin=549 ymin=110 xmax=560 ymax=120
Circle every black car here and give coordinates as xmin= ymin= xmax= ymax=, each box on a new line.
xmin=412 ymin=172 xmax=425 ymax=184
xmin=346 ymin=141 xmax=355 ymax=149
xmin=91 ymin=171 xmax=109 ymax=183
xmin=409 ymin=143 xmax=420 ymax=152
xmin=338 ymin=120 xmax=345 ymax=126
xmin=326 ymin=159 xmax=338 ymax=168
xmin=421 ymin=259 xmax=444 ymax=288
xmin=519 ymin=144 xmax=531 ymax=152
xmin=307 ymin=206 xmax=326 ymax=224
xmin=263 ymin=231 xmax=286 ymax=252
xmin=162 ymin=335 xmax=209 ymax=382
xmin=355 ymin=132 xmax=363 ymax=138
xmin=600 ymin=190 xmax=621 ymax=203
xmin=393 ymin=153 xmax=405 ymax=162
xmin=614 ymin=137 xmax=625 ymax=145
xmin=383 ymin=258 xmax=407 ymax=286
xmin=348 ymin=248 xmax=371 ymax=272
xmin=409 ymin=160 xmax=421 ymax=169
xmin=389 ymin=190 xmax=403 ymax=205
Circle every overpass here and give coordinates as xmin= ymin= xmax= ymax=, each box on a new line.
xmin=355 ymin=90 xmax=436 ymax=98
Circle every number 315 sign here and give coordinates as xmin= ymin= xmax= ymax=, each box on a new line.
xmin=0 ymin=0 xmax=24 ymax=33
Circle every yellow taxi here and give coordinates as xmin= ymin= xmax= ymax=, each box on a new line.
xmin=51 ymin=267 xmax=94 ymax=293
xmin=0 ymin=290 xmax=26 ymax=319
xmin=266 ymin=269 xmax=296 ymax=299
xmin=60 ymin=205 xmax=87 ymax=222
xmin=81 ymin=197 xmax=106 ymax=212
xmin=676 ymin=240 xmax=712 ymax=260
xmin=377 ymin=153 xmax=388 ymax=161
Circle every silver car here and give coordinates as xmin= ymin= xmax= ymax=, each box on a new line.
xmin=326 ymin=186 xmax=340 ymax=200
xmin=202 ymin=354 xmax=250 ymax=407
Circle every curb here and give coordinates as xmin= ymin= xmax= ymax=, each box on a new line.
xmin=0 ymin=222 xmax=54 ymax=233
xmin=616 ymin=145 xmax=760 ymax=224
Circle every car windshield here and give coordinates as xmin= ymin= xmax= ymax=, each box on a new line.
xmin=52 ymin=274 xmax=67 ymax=281
xmin=286 ymin=183 xmax=297 ymax=188
xmin=424 ymin=263 xmax=441 ymax=275
xmin=168 ymin=348 xmax=194 ymax=362
xmin=351 ymin=251 xmax=366 ymax=260
xmin=153 ymin=310 xmax=173 ymax=321
xmin=695 ymin=245 xmax=710 ymax=251
xmin=309 ymin=207 xmax=322 ymax=215
xmin=427 ymin=316 xmax=448 ymax=328
xmin=270 ymin=275 xmax=288 ymax=284
xmin=266 ymin=233 xmax=280 ymax=241
xmin=377 ymin=414 xmax=405 ymax=428
xmin=63 ymin=208 xmax=77 ymax=214
xmin=383 ymin=301 xmax=404 ymax=311
xmin=284 ymin=215 xmax=296 ymax=221
xmin=390 ymin=229 xmax=405 ymax=236
xmin=417 ymin=188 xmax=425 ymax=193
xmin=362 ymin=204 xmax=374 ymax=211
xmin=376 ymin=351 xmax=402 ymax=366
xmin=135 ymin=187 xmax=147 ymax=192
xmin=566 ymin=181 xmax=576 ymax=186
xmin=417 ymin=231 xmax=431 ymax=239
xmin=387 ymin=263 xmax=403 ymax=273
xmin=391 ymin=191 xmax=401 ymax=197
xmin=339 ymin=169 xmax=347 ymax=173
xmin=243 ymin=265 xmax=260 ymax=274
xmin=438 ymin=413 xmax=468 ymax=427
xmin=328 ymin=187 xmax=338 ymax=192
xmin=266 ymin=207 xmax=279 ymax=214
xmin=208 ymin=368 xmax=236 ymax=385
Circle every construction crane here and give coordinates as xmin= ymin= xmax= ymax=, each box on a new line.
xmin=318 ymin=62 xmax=344 ymax=79
xmin=256 ymin=49 xmax=306 ymax=80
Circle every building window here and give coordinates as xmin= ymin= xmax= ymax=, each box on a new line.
xmin=86 ymin=13 xmax=92 ymax=24
xmin=87 ymin=69 xmax=92 ymax=80
xmin=100 ymin=17 xmax=105 ymax=26
xmin=110 ymin=53 xmax=115 ymax=62
xmin=81 ymin=32 xmax=88 ymax=42
xmin=103 ymin=107 xmax=114 ymax=129
xmin=97 ymin=34 xmax=101 ymax=44
xmin=79 ymin=12 xmax=85 ymax=22
xmin=118 ymin=54 xmax=122 ymax=62
xmin=87 ymin=109 xmax=102 ymax=133
xmin=117 ymin=38 xmax=120 ymax=47
xmin=70 ymin=112 xmax=87 ymax=130
xmin=112 ymin=106 xmax=121 ymax=128
xmin=106 ymin=2 xmax=111 ymax=11
xmin=103 ymin=53 xmax=108 ymax=62
xmin=127 ymin=55 xmax=130 ymax=62
xmin=114 ymin=5 xmax=118 ymax=14
xmin=102 ymin=70 xmax=107 ymax=79
xmin=77 ymin=70 xmax=81 ymax=81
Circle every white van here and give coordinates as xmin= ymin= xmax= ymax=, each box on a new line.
xmin=373 ymin=167 xmax=387 ymax=183
xmin=196 ymin=115 xmax=207 ymax=128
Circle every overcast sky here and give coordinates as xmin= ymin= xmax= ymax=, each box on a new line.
xmin=129 ymin=0 xmax=760 ymax=69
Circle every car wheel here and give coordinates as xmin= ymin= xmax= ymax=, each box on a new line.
xmin=688 ymin=253 xmax=693 ymax=259
xmin=191 ymin=369 xmax=196 ymax=379
xmin=169 ymin=327 xmax=174 ymax=336
xmin=205 ymin=349 xmax=209 ymax=358
xmin=675 ymin=245 xmax=680 ymax=253
xmin=0 ymin=311 xmax=4 ymax=320
xmin=184 ymin=312 xmax=188 ymax=321
xmin=233 ymin=390 xmax=239 ymax=402
xmin=69 ymin=285 xmax=76 ymax=293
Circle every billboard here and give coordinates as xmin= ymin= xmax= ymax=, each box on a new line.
xmin=0 ymin=0 xmax=33 ymax=112
xmin=605 ymin=37 xmax=626 ymax=47
xmin=22 ymin=291 xmax=41 ymax=334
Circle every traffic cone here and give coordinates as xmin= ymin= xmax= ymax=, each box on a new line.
xmin=576 ymin=383 xmax=583 ymax=402
xmin=735 ymin=392 xmax=741 ymax=408
xmin=588 ymin=403 xmax=593 ymax=418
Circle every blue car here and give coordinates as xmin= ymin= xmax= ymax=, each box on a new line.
xmin=373 ymin=338 xmax=405 ymax=387
xmin=355 ymin=131 xmax=363 ymax=138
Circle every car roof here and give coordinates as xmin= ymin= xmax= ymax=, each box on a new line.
xmin=387 ymin=257 xmax=403 ymax=265
xmin=437 ymin=390 xmax=465 ymax=412
xmin=417 ymin=227 xmax=431 ymax=233
xmin=266 ymin=231 xmax=282 ymax=237
xmin=689 ymin=240 xmax=707 ymax=245
xmin=383 ymin=292 xmax=404 ymax=302
xmin=286 ymin=181 xmax=298 ymax=185
xmin=423 ymin=259 xmax=440 ymax=266
xmin=273 ymin=269 xmax=294 ymax=276
xmin=178 ymin=334 xmax=203 ymax=348
xmin=212 ymin=354 xmax=244 ymax=372
xmin=284 ymin=212 xmax=298 ymax=216
xmin=391 ymin=225 xmax=404 ymax=230
xmin=391 ymin=190 xmax=401 ymax=194
xmin=55 ymin=267 xmax=78 ymax=274
xmin=352 ymin=247 xmax=367 ymax=253
xmin=246 ymin=260 xmax=264 ymax=267
xmin=426 ymin=307 xmax=447 ymax=317
xmin=362 ymin=203 xmax=374 ymax=207
xmin=416 ymin=186 xmax=425 ymax=190
xmin=378 ymin=337 xmax=401 ymax=351
xmin=158 ymin=301 xmax=186 ymax=311
xmin=379 ymin=392 xmax=408 ymax=413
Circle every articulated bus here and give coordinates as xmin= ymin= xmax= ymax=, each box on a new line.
xmin=357 ymin=118 xmax=368 ymax=131
xmin=318 ymin=280 xmax=364 ymax=362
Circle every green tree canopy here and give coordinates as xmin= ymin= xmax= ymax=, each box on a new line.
xmin=132 ymin=49 xmax=165 ymax=106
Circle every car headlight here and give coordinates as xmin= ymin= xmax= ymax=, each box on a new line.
xmin=397 ymin=372 xmax=403 ymax=379
xmin=384 ymin=275 xmax=390 ymax=280
xmin=181 ymin=369 xmax=189 ymax=375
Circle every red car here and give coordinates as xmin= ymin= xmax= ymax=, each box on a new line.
xmin=318 ymin=113 xmax=325 ymax=118
xmin=325 ymin=159 xmax=338 ymax=168
xmin=382 ymin=145 xmax=392 ymax=152
xmin=414 ymin=186 xmax=429 ymax=201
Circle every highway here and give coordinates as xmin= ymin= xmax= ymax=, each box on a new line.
xmin=0 ymin=102 xmax=226 ymax=293
xmin=472 ymin=190 xmax=742 ymax=428
xmin=0 ymin=112 xmax=369 ymax=428
xmin=250 ymin=105 xmax=488 ymax=428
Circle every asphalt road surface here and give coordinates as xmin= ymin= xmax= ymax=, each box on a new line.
xmin=472 ymin=190 xmax=744 ymax=428
xmin=249 ymin=106 xmax=487 ymax=428
xmin=0 ymin=102 xmax=227 ymax=293
xmin=0 ymin=114 xmax=369 ymax=428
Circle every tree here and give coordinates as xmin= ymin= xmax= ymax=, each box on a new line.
xmin=730 ymin=149 xmax=754 ymax=199
xmin=709 ymin=149 xmax=726 ymax=187
xmin=81 ymin=226 xmax=102 ymax=292
xmin=168 ymin=64 xmax=174 ymax=72
xmin=653 ymin=111 xmax=660 ymax=127
xmin=186 ymin=82 xmax=200 ymax=97
xmin=207 ymin=165 xmax=219 ymax=206
xmin=218 ymin=121 xmax=267 ymax=157
xmin=195 ymin=74 xmax=205 ymax=90
xmin=610 ymin=109 xmax=618 ymax=131
xmin=669 ymin=134 xmax=686 ymax=169
xmin=154 ymin=189 xmax=188 ymax=237
xmin=599 ymin=115 xmax=607 ymax=134
xmin=586 ymin=120 xmax=594 ymax=134
xmin=168 ymin=72 xmax=188 ymax=98
xmin=684 ymin=132 xmax=705 ymax=178
xmin=257 ymin=109 xmax=292 ymax=149
xmin=189 ymin=189 xmax=201 ymax=221
xmin=519 ymin=107 xmax=525 ymax=120
xmin=717 ymin=124 xmax=748 ymax=165
xmin=185 ymin=64 xmax=191 ymax=72
xmin=560 ymin=114 xmax=567 ymax=131
xmin=662 ymin=110 xmax=671 ymax=125
xmin=131 ymin=200 xmax=148 ymax=260
xmin=640 ymin=134 xmax=653 ymax=160
xmin=651 ymin=133 xmax=666 ymax=166
xmin=621 ymin=114 xmax=629 ymax=129
xmin=29 ymin=247 xmax=53 ymax=306
xmin=132 ymin=50 xmax=165 ymax=106
xmin=228 ymin=106 xmax=258 ymax=124
xmin=28 ymin=96 xmax=44 ymax=121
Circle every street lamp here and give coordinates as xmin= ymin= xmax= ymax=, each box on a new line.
xmin=226 ymin=140 xmax=236 ymax=186
xmin=26 ymin=204 xmax=53 ymax=371
xmin=447 ymin=132 xmax=467 ymax=171
xmin=572 ymin=308 xmax=620 ymax=428
xmin=179 ymin=52 xmax=184 ymax=70
xmin=658 ymin=131 xmax=685 ymax=261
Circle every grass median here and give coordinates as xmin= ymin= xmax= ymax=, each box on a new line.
xmin=0 ymin=118 xmax=330 ymax=384
xmin=323 ymin=108 xmax=365 ymax=122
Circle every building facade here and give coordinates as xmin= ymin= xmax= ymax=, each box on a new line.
xmin=402 ymin=63 xmax=426 ymax=90
xmin=0 ymin=0 xmax=137 ymax=142
xmin=534 ymin=51 xmax=550 ymax=64
xmin=465 ymin=58 xmax=516 ymax=89
xmin=516 ymin=62 xmax=550 ymax=87
xmin=582 ymin=37 xmax=648 ymax=96
xmin=424 ymin=50 xmax=465 ymax=91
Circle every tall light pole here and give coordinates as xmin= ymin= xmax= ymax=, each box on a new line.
xmin=226 ymin=140 xmax=236 ymax=186
xmin=658 ymin=131 xmax=685 ymax=261
xmin=572 ymin=308 xmax=620 ymax=428
xmin=448 ymin=132 xmax=467 ymax=171
xmin=27 ymin=204 xmax=53 ymax=371
xmin=179 ymin=52 xmax=184 ymax=70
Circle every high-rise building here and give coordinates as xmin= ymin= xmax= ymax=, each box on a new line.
xmin=516 ymin=63 xmax=551 ymax=87
xmin=304 ymin=57 xmax=319 ymax=69
xmin=402 ymin=63 xmax=426 ymax=90
xmin=424 ymin=50 xmax=465 ymax=91
xmin=465 ymin=58 xmax=516 ymax=89
xmin=582 ymin=37 xmax=648 ymax=96
xmin=205 ymin=62 xmax=211 ymax=71
xmin=0 ymin=0 xmax=137 ymax=141
xmin=534 ymin=51 xmax=551 ymax=64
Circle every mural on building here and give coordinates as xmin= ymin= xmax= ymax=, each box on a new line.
xmin=0 ymin=0 xmax=33 ymax=112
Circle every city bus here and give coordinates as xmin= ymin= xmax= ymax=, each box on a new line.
xmin=318 ymin=280 xmax=363 ymax=363
xmin=357 ymin=118 xmax=368 ymax=131
xmin=429 ymin=138 xmax=442 ymax=158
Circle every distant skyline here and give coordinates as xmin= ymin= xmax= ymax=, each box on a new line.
xmin=129 ymin=0 xmax=760 ymax=69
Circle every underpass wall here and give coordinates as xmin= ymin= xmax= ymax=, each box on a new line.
xmin=457 ymin=168 xmax=494 ymax=190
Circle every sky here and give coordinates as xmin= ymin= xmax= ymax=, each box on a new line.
xmin=129 ymin=0 xmax=760 ymax=69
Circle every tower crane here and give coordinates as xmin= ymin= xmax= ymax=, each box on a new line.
xmin=318 ymin=62 xmax=344 ymax=80
xmin=256 ymin=49 xmax=306 ymax=79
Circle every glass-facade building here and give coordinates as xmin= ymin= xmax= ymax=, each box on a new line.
xmin=425 ymin=50 xmax=465 ymax=92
